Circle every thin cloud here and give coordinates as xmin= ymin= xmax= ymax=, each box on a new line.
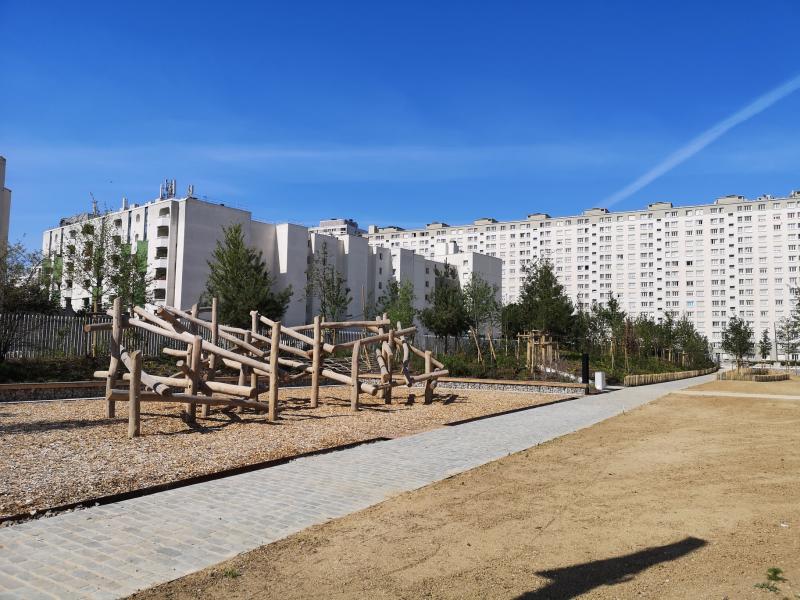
xmin=603 ymin=73 xmax=800 ymax=207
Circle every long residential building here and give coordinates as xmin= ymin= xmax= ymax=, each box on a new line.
xmin=41 ymin=181 xmax=501 ymax=327
xmin=364 ymin=191 xmax=800 ymax=354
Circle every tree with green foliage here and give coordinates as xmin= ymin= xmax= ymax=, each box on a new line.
xmin=305 ymin=244 xmax=351 ymax=321
xmin=463 ymin=273 xmax=500 ymax=334
xmin=721 ymin=315 xmax=754 ymax=370
xmin=0 ymin=242 xmax=60 ymax=361
xmin=56 ymin=212 xmax=155 ymax=313
xmin=500 ymin=302 xmax=526 ymax=338
xmin=518 ymin=258 xmax=574 ymax=336
xmin=419 ymin=266 xmax=469 ymax=351
xmin=758 ymin=328 xmax=773 ymax=360
xmin=205 ymin=223 xmax=292 ymax=328
xmin=378 ymin=279 xmax=416 ymax=327
xmin=776 ymin=318 xmax=798 ymax=361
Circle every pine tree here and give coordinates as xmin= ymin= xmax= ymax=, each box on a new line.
xmin=204 ymin=224 xmax=292 ymax=327
xmin=419 ymin=266 xmax=469 ymax=351
xmin=758 ymin=328 xmax=772 ymax=360
xmin=518 ymin=258 xmax=574 ymax=336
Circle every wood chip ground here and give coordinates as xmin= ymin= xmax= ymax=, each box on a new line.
xmin=0 ymin=386 xmax=570 ymax=519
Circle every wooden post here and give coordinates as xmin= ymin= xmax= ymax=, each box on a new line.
xmin=250 ymin=312 xmax=259 ymax=392
xmin=268 ymin=322 xmax=281 ymax=422
xmin=424 ymin=350 xmax=433 ymax=404
xmin=128 ymin=350 xmax=142 ymax=438
xmin=106 ymin=297 xmax=122 ymax=418
xmin=310 ymin=315 xmax=321 ymax=408
xmin=185 ymin=334 xmax=201 ymax=422
xmin=351 ymin=339 xmax=361 ymax=411
xmin=201 ymin=297 xmax=219 ymax=418
xmin=385 ymin=328 xmax=394 ymax=405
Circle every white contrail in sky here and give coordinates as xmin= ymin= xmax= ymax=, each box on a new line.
xmin=603 ymin=73 xmax=800 ymax=208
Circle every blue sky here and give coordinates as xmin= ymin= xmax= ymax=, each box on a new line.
xmin=2 ymin=1 xmax=800 ymax=247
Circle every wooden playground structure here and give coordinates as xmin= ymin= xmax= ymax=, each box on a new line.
xmin=86 ymin=299 xmax=448 ymax=438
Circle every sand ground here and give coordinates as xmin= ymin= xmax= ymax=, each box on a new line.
xmin=132 ymin=379 xmax=800 ymax=599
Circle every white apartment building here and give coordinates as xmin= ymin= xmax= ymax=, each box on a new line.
xmin=365 ymin=191 xmax=800 ymax=354
xmin=42 ymin=181 xmax=500 ymax=327
xmin=308 ymin=218 xmax=363 ymax=237
xmin=0 ymin=157 xmax=11 ymax=250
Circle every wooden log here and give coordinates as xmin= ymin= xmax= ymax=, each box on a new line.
xmin=221 ymin=357 xmax=271 ymax=378
xmin=311 ymin=315 xmax=321 ymax=408
xmin=250 ymin=314 xmax=259 ymax=392
xmin=162 ymin=347 xmax=189 ymax=358
xmin=424 ymin=350 xmax=434 ymax=403
xmin=134 ymin=305 xmax=187 ymax=335
xmin=106 ymin=297 xmax=122 ymax=418
xmin=260 ymin=315 xmax=336 ymax=354
xmin=202 ymin=297 xmax=219 ymax=419
xmin=317 ymin=319 xmax=391 ymax=329
xmin=351 ymin=339 xmax=361 ymax=412
xmin=375 ymin=348 xmax=389 ymax=382
xmin=119 ymin=347 xmax=172 ymax=395
xmin=407 ymin=344 xmax=445 ymax=369
xmin=185 ymin=334 xmax=202 ymax=422
xmin=409 ymin=369 xmax=449 ymax=384
xmin=268 ymin=321 xmax=280 ymax=422
xmin=129 ymin=318 xmax=280 ymax=376
xmin=249 ymin=329 xmax=313 ymax=359
xmin=128 ymin=350 xmax=142 ymax=438
xmin=84 ymin=321 xmax=115 ymax=332
xmin=109 ymin=390 xmax=268 ymax=411
xmin=332 ymin=326 xmax=416 ymax=351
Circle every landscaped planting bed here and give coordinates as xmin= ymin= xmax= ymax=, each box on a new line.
xmin=0 ymin=385 xmax=573 ymax=520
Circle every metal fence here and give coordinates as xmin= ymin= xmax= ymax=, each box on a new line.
xmin=1 ymin=313 xmax=514 ymax=360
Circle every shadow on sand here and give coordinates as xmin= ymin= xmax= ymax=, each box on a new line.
xmin=515 ymin=536 xmax=707 ymax=599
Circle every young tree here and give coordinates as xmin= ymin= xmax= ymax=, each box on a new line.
xmin=758 ymin=328 xmax=772 ymax=361
xmin=305 ymin=244 xmax=351 ymax=321
xmin=58 ymin=212 xmax=155 ymax=313
xmin=0 ymin=243 xmax=59 ymax=360
xmin=205 ymin=223 xmax=292 ymax=327
xmin=721 ymin=315 xmax=754 ymax=370
xmin=463 ymin=273 xmax=500 ymax=334
xmin=378 ymin=279 xmax=416 ymax=327
xmin=777 ymin=318 xmax=798 ymax=361
xmin=500 ymin=302 xmax=526 ymax=338
xmin=518 ymin=258 xmax=574 ymax=336
xmin=419 ymin=266 xmax=469 ymax=352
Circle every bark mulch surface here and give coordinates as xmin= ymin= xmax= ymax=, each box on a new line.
xmin=0 ymin=386 xmax=569 ymax=519
xmin=132 ymin=380 xmax=800 ymax=599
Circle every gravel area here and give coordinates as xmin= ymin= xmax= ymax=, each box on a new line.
xmin=0 ymin=386 xmax=571 ymax=519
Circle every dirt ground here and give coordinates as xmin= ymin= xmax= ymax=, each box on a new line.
xmin=132 ymin=380 xmax=800 ymax=600
xmin=690 ymin=374 xmax=800 ymax=395
xmin=0 ymin=386 xmax=569 ymax=519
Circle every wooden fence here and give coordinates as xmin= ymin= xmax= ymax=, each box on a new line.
xmin=623 ymin=367 xmax=717 ymax=387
